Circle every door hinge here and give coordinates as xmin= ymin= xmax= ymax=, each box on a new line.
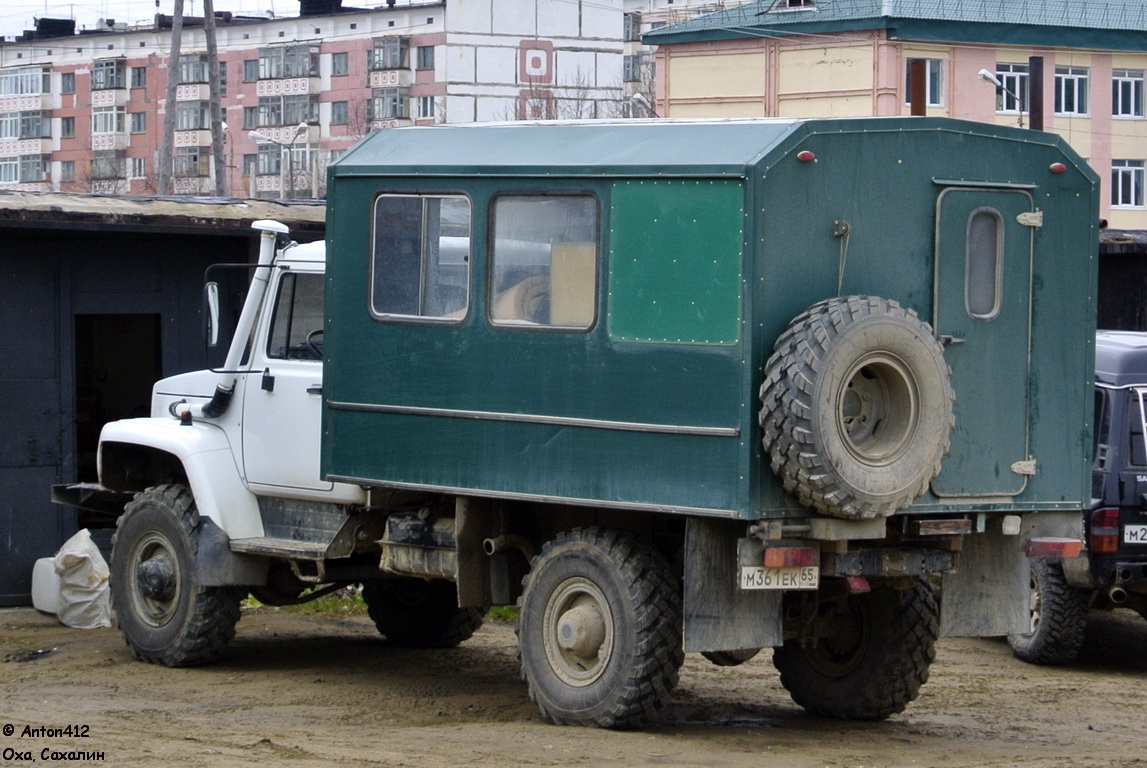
xmin=1011 ymin=458 xmax=1037 ymax=476
xmin=1016 ymin=210 xmax=1043 ymax=228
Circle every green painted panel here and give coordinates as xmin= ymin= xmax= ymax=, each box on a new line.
xmin=608 ymin=180 xmax=744 ymax=345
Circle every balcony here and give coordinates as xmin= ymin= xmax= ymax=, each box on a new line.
xmin=369 ymin=69 xmax=413 ymax=88
xmin=176 ymin=84 xmax=212 ymax=102
xmin=0 ymin=94 xmax=51 ymax=112
xmin=255 ymin=78 xmax=320 ymax=97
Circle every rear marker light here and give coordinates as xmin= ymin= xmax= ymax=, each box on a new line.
xmin=763 ymin=546 xmax=818 ymax=568
xmin=845 ymin=575 xmax=871 ymax=594
xmin=1025 ymin=538 xmax=1083 ymax=558
xmin=1091 ymin=508 xmax=1120 ymax=554
xmin=796 ymin=150 xmax=816 ymax=163
xmin=1049 ymin=162 xmax=1067 ymax=173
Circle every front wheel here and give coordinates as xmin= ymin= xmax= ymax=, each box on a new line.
xmin=110 ymin=484 xmax=242 ymax=667
xmin=772 ymin=580 xmax=938 ymax=720
xmin=1007 ymin=559 xmax=1087 ymax=665
xmin=517 ymin=527 xmax=684 ymax=728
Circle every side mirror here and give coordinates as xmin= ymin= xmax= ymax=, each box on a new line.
xmin=204 ymin=282 xmax=220 ymax=347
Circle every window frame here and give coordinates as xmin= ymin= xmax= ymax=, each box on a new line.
xmin=129 ymin=111 xmax=146 ymax=134
xmin=994 ymin=63 xmax=1029 ymax=115
xmin=1113 ymin=69 xmax=1144 ymax=119
xmin=1112 ymin=159 xmax=1145 ymax=209
xmin=487 ymin=191 xmax=600 ymax=333
xmin=369 ymin=192 xmax=473 ymax=325
xmin=130 ymin=65 xmax=146 ymax=89
xmin=964 ymin=207 xmax=1004 ymax=321
xmin=92 ymin=58 xmax=126 ymax=90
xmin=415 ymin=45 xmax=435 ymax=71
xmin=904 ymin=58 xmax=944 ymax=108
xmin=1054 ymin=65 xmax=1089 ymax=117
xmin=332 ymin=51 xmax=349 ymax=76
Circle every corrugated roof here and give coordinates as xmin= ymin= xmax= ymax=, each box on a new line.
xmin=645 ymin=0 xmax=1147 ymax=47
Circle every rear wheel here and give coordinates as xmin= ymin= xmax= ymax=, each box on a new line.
xmin=772 ymin=580 xmax=937 ymax=720
xmin=517 ymin=527 xmax=684 ymax=728
xmin=1007 ymin=559 xmax=1087 ymax=665
xmin=361 ymin=578 xmax=484 ymax=648
xmin=110 ymin=484 xmax=241 ymax=667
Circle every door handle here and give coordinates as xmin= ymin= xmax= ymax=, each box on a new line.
xmin=306 ymin=385 xmax=323 ymax=395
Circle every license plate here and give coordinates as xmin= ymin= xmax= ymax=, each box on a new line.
xmin=1124 ymin=524 xmax=1147 ymax=544
xmin=740 ymin=565 xmax=819 ymax=590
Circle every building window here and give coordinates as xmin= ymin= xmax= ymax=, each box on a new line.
xmin=0 ymin=157 xmax=16 ymax=183
xmin=176 ymin=101 xmax=211 ymax=131
xmin=257 ymin=94 xmax=317 ymax=127
xmin=174 ymin=146 xmax=208 ymax=177
xmin=128 ymin=156 xmax=145 ymax=178
xmin=259 ymin=44 xmax=319 ymax=79
xmin=61 ymin=116 xmax=75 ymax=138
xmin=243 ymin=153 xmax=257 ymax=176
xmin=490 ymin=195 xmax=597 ymax=329
xmin=0 ymin=66 xmax=48 ymax=96
xmin=178 ymin=54 xmax=209 ymax=84
xmin=369 ymin=38 xmax=409 ymax=70
xmin=417 ymin=96 xmax=435 ymax=119
xmin=61 ymin=72 xmax=75 ymax=94
xmin=331 ymin=101 xmax=348 ymax=124
xmin=624 ymin=12 xmax=640 ymax=41
xmin=0 ymin=113 xmax=15 ymax=139
xmin=60 ymin=160 xmax=75 ymax=182
xmin=90 ymin=150 xmax=125 ymax=179
xmin=243 ymin=106 xmax=258 ymax=129
xmin=965 ymin=208 xmax=1002 ymax=320
xmin=130 ymin=66 xmax=146 ymax=88
xmin=370 ymin=194 xmax=472 ymax=321
xmin=91 ymin=106 xmax=125 ymax=134
xmin=257 ymin=144 xmax=281 ymax=175
xmin=370 ymin=87 xmax=409 ymax=119
xmin=243 ymin=59 xmax=259 ymax=82
xmin=1112 ymin=160 xmax=1145 ymax=208
xmin=92 ymin=59 xmax=126 ymax=90
xmin=623 ymin=54 xmax=645 ymax=83
xmin=1054 ymin=66 xmax=1089 ymax=116
xmin=1113 ymin=69 xmax=1144 ymax=118
xmin=332 ymin=52 xmax=349 ymax=76
xmin=415 ymin=46 xmax=434 ymax=71
xmin=905 ymin=58 xmax=944 ymax=107
xmin=19 ymin=154 xmax=47 ymax=182
xmin=19 ymin=111 xmax=48 ymax=139
xmin=994 ymin=63 xmax=1028 ymax=114
xmin=129 ymin=111 xmax=146 ymax=134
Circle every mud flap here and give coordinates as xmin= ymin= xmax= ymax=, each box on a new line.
xmin=683 ymin=518 xmax=782 ymax=653
xmin=197 ymin=518 xmax=268 ymax=587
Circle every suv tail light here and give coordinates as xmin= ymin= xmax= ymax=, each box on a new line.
xmin=1091 ymin=508 xmax=1121 ymax=554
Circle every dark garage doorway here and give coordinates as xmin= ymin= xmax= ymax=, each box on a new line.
xmin=74 ymin=314 xmax=162 ymax=482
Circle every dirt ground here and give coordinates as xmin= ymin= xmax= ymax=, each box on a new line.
xmin=2 ymin=605 xmax=1146 ymax=768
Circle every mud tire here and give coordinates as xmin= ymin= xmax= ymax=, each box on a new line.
xmin=361 ymin=578 xmax=485 ymax=648
xmin=110 ymin=484 xmax=241 ymax=667
xmin=1007 ymin=559 xmax=1088 ymax=665
xmin=517 ymin=527 xmax=684 ymax=728
xmin=760 ymin=295 xmax=954 ymax=519
xmin=772 ymin=580 xmax=938 ymax=720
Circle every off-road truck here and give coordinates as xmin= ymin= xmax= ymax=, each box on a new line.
xmin=59 ymin=117 xmax=1097 ymax=728
xmin=1009 ymin=330 xmax=1147 ymax=664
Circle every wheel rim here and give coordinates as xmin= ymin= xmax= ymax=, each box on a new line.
xmin=129 ymin=531 xmax=182 ymax=628
xmin=803 ymin=597 xmax=870 ymax=679
xmin=837 ymin=352 xmax=919 ymax=466
xmin=542 ymin=577 xmax=614 ymax=686
xmin=1026 ymin=570 xmax=1043 ymax=635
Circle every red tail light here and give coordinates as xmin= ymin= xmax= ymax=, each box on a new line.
xmin=1091 ymin=508 xmax=1120 ymax=554
xmin=763 ymin=547 xmax=818 ymax=568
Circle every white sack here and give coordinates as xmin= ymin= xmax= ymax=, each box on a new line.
xmin=53 ymin=528 xmax=112 ymax=629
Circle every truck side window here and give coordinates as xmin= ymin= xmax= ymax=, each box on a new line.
xmin=266 ymin=272 xmax=325 ymax=361
xmin=1131 ymin=390 xmax=1147 ymax=467
xmin=966 ymin=207 xmax=1002 ymax=320
xmin=1094 ymin=388 xmax=1110 ymax=467
xmin=371 ymin=194 xmax=471 ymax=321
xmin=489 ymin=195 xmax=597 ymax=329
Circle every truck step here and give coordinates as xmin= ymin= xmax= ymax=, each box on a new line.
xmin=229 ymin=537 xmax=329 ymax=560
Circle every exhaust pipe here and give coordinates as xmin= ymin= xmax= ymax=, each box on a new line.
xmin=1108 ymin=586 xmax=1127 ymax=604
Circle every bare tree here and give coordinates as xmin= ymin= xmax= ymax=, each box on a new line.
xmin=157 ymin=0 xmax=185 ymax=195
xmin=203 ymin=0 xmax=226 ymax=196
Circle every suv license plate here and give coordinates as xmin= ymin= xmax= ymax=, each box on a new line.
xmin=1125 ymin=524 xmax=1147 ymax=544
xmin=740 ymin=565 xmax=819 ymax=591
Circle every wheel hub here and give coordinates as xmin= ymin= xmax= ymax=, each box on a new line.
xmin=137 ymin=553 xmax=177 ymax=602
xmin=838 ymin=353 xmax=918 ymax=466
xmin=556 ymin=603 xmax=607 ymax=659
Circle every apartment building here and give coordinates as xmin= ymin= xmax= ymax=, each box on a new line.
xmin=0 ymin=0 xmax=633 ymax=198
xmin=646 ymin=0 xmax=1147 ymax=229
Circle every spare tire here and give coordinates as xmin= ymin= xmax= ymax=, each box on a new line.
xmin=760 ymin=296 xmax=954 ymax=519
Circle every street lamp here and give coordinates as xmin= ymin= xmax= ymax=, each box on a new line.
xmin=978 ymin=68 xmax=1024 ymax=128
xmin=630 ymin=92 xmax=657 ymax=118
xmin=248 ymin=121 xmax=309 ymax=199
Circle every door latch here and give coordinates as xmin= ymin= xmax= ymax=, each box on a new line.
xmin=261 ymin=368 xmax=275 ymax=392
xmin=1016 ymin=210 xmax=1043 ymax=228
